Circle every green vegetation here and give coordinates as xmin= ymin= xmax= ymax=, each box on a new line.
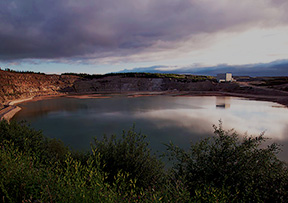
xmin=62 ymin=72 xmax=216 ymax=82
xmin=1 ymin=68 xmax=216 ymax=82
xmin=166 ymin=122 xmax=288 ymax=202
xmin=92 ymin=128 xmax=164 ymax=189
xmin=61 ymin=72 xmax=97 ymax=79
xmin=1 ymin=68 xmax=45 ymax=75
xmin=1 ymin=120 xmax=287 ymax=202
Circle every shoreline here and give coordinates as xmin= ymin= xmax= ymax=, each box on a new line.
xmin=0 ymin=97 xmax=35 ymax=122
xmin=173 ymin=91 xmax=288 ymax=108
xmin=1 ymin=90 xmax=288 ymax=121
xmin=0 ymin=106 xmax=22 ymax=121
xmin=0 ymin=94 xmax=67 ymax=121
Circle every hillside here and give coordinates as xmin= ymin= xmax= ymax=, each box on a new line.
xmin=1 ymin=70 xmax=288 ymax=109
xmin=0 ymin=70 xmax=79 ymax=105
xmin=72 ymin=73 xmax=217 ymax=93
xmin=0 ymin=71 xmax=219 ymax=105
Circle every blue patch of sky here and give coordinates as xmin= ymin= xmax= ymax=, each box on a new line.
xmin=0 ymin=60 xmax=171 ymax=75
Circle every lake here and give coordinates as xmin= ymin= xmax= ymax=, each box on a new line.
xmin=14 ymin=95 xmax=288 ymax=162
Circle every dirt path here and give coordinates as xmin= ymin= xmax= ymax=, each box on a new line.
xmin=8 ymin=97 xmax=34 ymax=105
xmin=0 ymin=106 xmax=21 ymax=121
xmin=0 ymin=97 xmax=34 ymax=121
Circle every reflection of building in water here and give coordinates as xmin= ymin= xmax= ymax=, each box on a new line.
xmin=216 ymin=97 xmax=231 ymax=109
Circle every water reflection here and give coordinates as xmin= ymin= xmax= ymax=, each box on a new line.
xmin=216 ymin=97 xmax=231 ymax=109
xmin=14 ymin=96 xmax=288 ymax=162
xmin=17 ymin=97 xmax=86 ymax=118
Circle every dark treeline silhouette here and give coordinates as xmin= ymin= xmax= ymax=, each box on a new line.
xmin=1 ymin=68 xmax=45 ymax=75
xmin=62 ymin=72 xmax=216 ymax=82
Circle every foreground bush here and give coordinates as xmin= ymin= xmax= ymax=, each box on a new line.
xmin=166 ymin=121 xmax=288 ymax=202
xmin=0 ymin=142 xmax=116 ymax=202
xmin=0 ymin=120 xmax=69 ymax=164
xmin=0 ymin=120 xmax=182 ymax=202
xmin=92 ymin=127 xmax=164 ymax=189
xmin=0 ymin=119 xmax=288 ymax=202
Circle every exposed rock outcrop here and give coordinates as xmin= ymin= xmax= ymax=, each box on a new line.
xmin=72 ymin=76 xmax=217 ymax=93
xmin=0 ymin=70 xmax=79 ymax=104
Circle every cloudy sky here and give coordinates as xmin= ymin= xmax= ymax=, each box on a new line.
xmin=0 ymin=0 xmax=288 ymax=74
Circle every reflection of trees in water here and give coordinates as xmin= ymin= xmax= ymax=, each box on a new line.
xmin=15 ymin=98 xmax=85 ymax=119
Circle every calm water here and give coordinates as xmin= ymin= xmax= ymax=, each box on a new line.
xmin=14 ymin=95 xmax=288 ymax=161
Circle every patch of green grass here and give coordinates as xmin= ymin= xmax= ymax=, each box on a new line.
xmin=62 ymin=72 xmax=216 ymax=82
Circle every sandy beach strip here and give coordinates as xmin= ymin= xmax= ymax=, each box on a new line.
xmin=0 ymin=106 xmax=22 ymax=121
xmin=65 ymin=95 xmax=112 ymax=99
xmin=0 ymin=97 xmax=34 ymax=121
xmin=8 ymin=97 xmax=34 ymax=105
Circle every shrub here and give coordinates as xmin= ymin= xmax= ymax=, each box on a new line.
xmin=0 ymin=141 xmax=45 ymax=202
xmin=1 ymin=119 xmax=287 ymax=202
xmin=0 ymin=141 xmax=118 ymax=202
xmin=166 ymin=121 xmax=288 ymax=202
xmin=0 ymin=120 xmax=44 ymax=154
xmin=92 ymin=126 xmax=164 ymax=190
xmin=0 ymin=120 xmax=69 ymax=164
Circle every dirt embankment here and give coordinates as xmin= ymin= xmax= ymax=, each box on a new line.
xmin=0 ymin=70 xmax=79 ymax=105
xmin=0 ymin=106 xmax=21 ymax=121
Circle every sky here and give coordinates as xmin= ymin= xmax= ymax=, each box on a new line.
xmin=0 ymin=0 xmax=288 ymax=74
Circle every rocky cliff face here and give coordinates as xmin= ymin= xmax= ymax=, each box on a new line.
xmin=72 ymin=76 xmax=218 ymax=93
xmin=0 ymin=70 xmax=79 ymax=104
xmin=0 ymin=70 xmax=240 ymax=106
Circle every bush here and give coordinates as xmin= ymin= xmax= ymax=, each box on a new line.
xmin=0 ymin=142 xmax=45 ymax=202
xmin=166 ymin=121 xmax=288 ymax=202
xmin=92 ymin=126 xmax=164 ymax=190
xmin=0 ymin=120 xmax=44 ymax=153
xmin=1 ymin=119 xmax=288 ymax=202
xmin=0 ymin=141 xmax=119 ymax=202
xmin=0 ymin=120 xmax=70 ymax=164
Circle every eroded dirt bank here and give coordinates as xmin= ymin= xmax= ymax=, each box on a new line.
xmin=0 ymin=70 xmax=79 ymax=106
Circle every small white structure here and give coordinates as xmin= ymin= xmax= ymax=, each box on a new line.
xmin=216 ymin=73 xmax=233 ymax=82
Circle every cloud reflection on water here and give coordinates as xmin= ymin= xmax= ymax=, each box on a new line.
xmin=14 ymin=96 xmax=288 ymax=161
xmin=132 ymin=99 xmax=288 ymax=141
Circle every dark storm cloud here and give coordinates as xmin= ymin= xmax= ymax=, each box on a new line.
xmin=0 ymin=0 xmax=287 ymax=61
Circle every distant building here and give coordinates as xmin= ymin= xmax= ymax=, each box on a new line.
xmin=216 ymin=73 xmax=233 ymax=82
